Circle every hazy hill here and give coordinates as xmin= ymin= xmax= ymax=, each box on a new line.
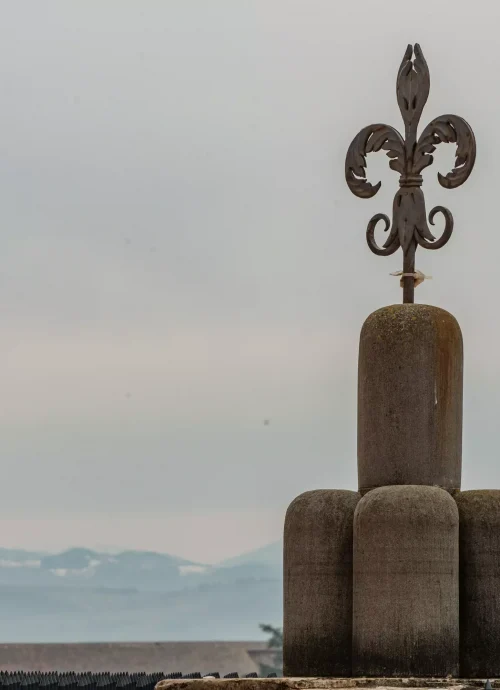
xmin=0 ymin=544 xmax=283 ymax=642
xmin=218 ymin=542 xmax=281 ymax=569
xmin=0 ymin=543 xmax=283 ymax=591
xmin=0 ymin=547 xmax=208 ymax=591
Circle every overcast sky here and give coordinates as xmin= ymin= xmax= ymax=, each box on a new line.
xmin=0 ymin=0 xmax=498 ymax=563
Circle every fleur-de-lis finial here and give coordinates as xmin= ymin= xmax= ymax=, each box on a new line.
xmin=345 ymin=44 xmax=476 ymax=303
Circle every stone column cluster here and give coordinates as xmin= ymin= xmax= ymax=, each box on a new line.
xmin=283 ymin=304 xmax=500 ymax=678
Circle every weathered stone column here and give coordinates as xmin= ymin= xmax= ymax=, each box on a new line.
xmin=358 ymin=304 xmax=463 ymax=495
xmin=456 ymin=490 xmax=500 ymax=678
xmin=279 ymin=42 xmax=477 ymax=682
xmin=283 ymin=489 xmax=360 ymax=677
xmin=352 ymin=485 xmax=459 ymax=677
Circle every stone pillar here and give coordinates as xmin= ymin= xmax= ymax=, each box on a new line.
xmin=358 ymin=304 xmax=463 ymax=495
xmin=283 ymin=489 xmax=360 ymax=677
xmin=352 ymin=485 xmax=459 ymax=677
xmin=456 ymin=490 xmax=500 ymax=677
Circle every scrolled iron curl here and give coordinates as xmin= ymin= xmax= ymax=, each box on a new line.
xmin=416 ymin=205 xmax=454 ymax=250
xmin=366 ymin=206 xmax=454 ymax=256
xmin=366 ymin=213 xmax=400 ymax=256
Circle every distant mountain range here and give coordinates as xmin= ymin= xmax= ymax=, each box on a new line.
xmin=0 ymin=543 xmax=283 ymax=643
xmin=0 ymin=542 xmax=282 ymax=591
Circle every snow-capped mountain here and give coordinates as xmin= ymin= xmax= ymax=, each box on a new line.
xmin=0 ymin=547 xmax=211 ymax=591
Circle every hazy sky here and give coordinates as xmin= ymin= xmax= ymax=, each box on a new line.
xmin=0 ymin=0 xmax=498 ymax=563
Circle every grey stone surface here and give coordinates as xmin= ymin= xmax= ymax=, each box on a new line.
xmin=156 ymin=680 xmax=500 ymax=690
xmin=283 ymin=490 xmax=360 ymax=677
xmin=352 ymin=486 xmax=459 ymax=677
xmin=357 ymin=305 xmax=463 ymax=495
xmin=456 ymin=490 xmax=500 ymax=677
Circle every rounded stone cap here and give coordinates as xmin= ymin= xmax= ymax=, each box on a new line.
xmin=354 ymin=484 xmax=459 ymax=527
xmin=285 ymin=489 xmax=360 ymax=521
xmin=455 ymin=489 xmax=500 ymax=521
xmin=360 ymin=303 xmax=461 ymax=343
xmin=358 ymin=304 xmax=463 ymax=494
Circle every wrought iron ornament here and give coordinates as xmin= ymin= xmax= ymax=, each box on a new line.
xmin=345 ymin=44 xmax=476 ymax=303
